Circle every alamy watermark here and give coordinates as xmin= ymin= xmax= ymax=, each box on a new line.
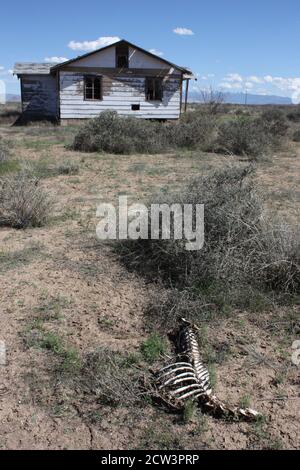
xmin=96 ymin=196 xmax=204 ymax=251
xmin=0 ymin=80 xmax=6 ymax=104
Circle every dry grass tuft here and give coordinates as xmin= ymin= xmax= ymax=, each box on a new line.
xmin=0 ymin=169 xmax=52 ymax=228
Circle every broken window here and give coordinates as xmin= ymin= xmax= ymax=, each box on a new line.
xmin=145 ymin=78 xmax=163 ymax=101
xmin=116 ymin=45 xmax=129 ymax=68
xmin=84 ymin=76 xmax=102 ymax=100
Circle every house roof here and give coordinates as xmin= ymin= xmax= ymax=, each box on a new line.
xmin=13 ymin=63 xmax=53 ymax=75
xmin=14 ymin=40 xmax=194 ymax=77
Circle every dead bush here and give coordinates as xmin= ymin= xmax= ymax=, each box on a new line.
xmin=118 ymin=164 xmax=299 ymax=329
xmin=80 ymin=348 xmax=145 ymax=406
xmin=250 ymin=223 xmax=300 ymax=293
xmin=119 ymin=164 xmax=262 ymax=287
xmin=0 ymin=170 xmax=51 ymax=228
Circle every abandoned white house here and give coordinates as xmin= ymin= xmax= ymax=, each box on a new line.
xmin=13 ymin=39 xmax=194 ymax=123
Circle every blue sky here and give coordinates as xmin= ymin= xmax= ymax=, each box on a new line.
xmin=1 ymin=0 xmax=300 ymax=101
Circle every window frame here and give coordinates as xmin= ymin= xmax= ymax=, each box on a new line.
xmin=84 ymin=75 xmax=102 ymax=101
xmin=145 ymin=77 xmax=163 ymax=102
xmin=116 ymin=45 xmax=129 ymax=68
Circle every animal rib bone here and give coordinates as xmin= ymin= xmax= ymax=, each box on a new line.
xmin=159 ymin=371 xmax=198 ymax=388
xmin=154 ymin=318 xmax=261 ymax=421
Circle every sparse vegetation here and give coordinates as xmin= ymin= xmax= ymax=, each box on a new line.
xmin=0 ymin=102 xmax=21 ymax=125
xmin=25 ymin=324 xmax=81 ymax=373
xmin=0 ymin=138 xmax=9 ymax=163
xmin=140 ymin=334 xmax=167 ymax=363
xmin=0 ymin=241 xmax=43 ymax=272
xmin=183 ymin=400 xmax=197 ymax=424
xmin=0 ymin=102 xmax=298 ymax=450
xmin=80 ymin=348 xmax=144 ymax=406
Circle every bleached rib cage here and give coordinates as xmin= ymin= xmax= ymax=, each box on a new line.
xmin=155 ymin=318 xmax=260 ymax=421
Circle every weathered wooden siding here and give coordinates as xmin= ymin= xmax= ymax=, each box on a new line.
xmin=59 ymin=71 xmax=181 ymax=120
xmin=68 ymin=47 xmax=116 ymax=68
xmin=128 ymin=47 xmax=170 ymax=69
xmin=20 ymin=74 xmax=57 ymax=118
xmin=66 ymin=45 xmax=174 ymax=70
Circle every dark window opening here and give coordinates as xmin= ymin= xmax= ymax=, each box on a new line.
xmin=116 ymin=45 xmax=129 ymax=68
xmin=131 ymin=104 xmax=140 ymax=111
xmin=145 ymin=78 xmax=163 ymax=101
xmin=84 ymin=76 xmax=102 ymax=100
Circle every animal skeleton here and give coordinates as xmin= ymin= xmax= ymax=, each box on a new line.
xmin=154 ymin=318 xmax=260 ymax=421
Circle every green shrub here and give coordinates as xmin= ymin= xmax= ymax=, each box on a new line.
xmin=140 ymin=334 xmax=167 ymax=363
xmin=292 ymin=129 xmax=300 ymax=142
xmin=0 ymin=170 xmax=52 ymax=228
xmin=216 ymin=116 xmax=272 ymax=158
xmin=260 ymin=108 xmax=288 ymax=137
xmin=57 ymin=160 xmax=79 ymax=175
xmin=287 ymin=108 xmax=300 ymax=122
xmin=72 ymin=111 xmax=168 ymax=154
xmin=72 ymin=110 xmax=216 ymax=154
xmin=169 ymin=111 xmax=216 ymax=150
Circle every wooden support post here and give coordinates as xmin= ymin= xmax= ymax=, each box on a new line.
xmin=184 ymin=79 xmax=190 ymax=112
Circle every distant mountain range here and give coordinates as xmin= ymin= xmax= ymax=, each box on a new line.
xmin=189 ymin=90 xmax=292 ymax=105
xmin=6 ymin=94 xmax=21 ymax=102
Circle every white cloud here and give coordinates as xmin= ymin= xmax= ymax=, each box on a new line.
xmin=201 ymin=73 xmax=215 ymax=80
xmin=0 ymin=68 xmax=9 ymax=76
xmin=220 ymin=82 xmax=242 ymax=90
xmin=220 ymin=72 xmax=300 ymax=103
xmin=44 ymin=56 xmax=68 ymax=63
xmin=247 ymin=75 xmax=264 ymax=84
xmin=173 ymin=27 xmax=194 ymax=36
xmin=149 ymin=48 xmax=164 ymax=57
xmin=0 ymin=66 xmax=4 ymax=71
xmin=225 ymin=73 xmax=243 ymax=83
xmin=68 ymin=36 xmax=120 ymax=52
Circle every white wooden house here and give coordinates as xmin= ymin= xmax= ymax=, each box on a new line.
xmin=14 ymin=40 xmax=194 ymax=123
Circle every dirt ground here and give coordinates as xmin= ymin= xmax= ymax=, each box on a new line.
xmin=0 ymin=118 xmax=299 ymax=450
